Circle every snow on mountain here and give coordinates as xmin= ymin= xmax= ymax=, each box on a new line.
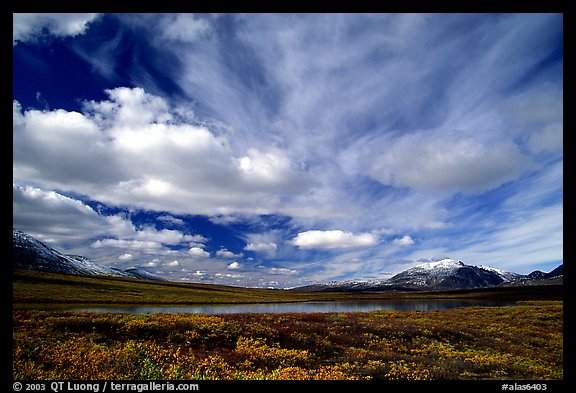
xmin=478 ymin=265 xmax=522 ymax=282
xmin=386 ymin=259 xmax=505 ymax=290
xmin=295 ymin=258 xmax=529 ymax=292
xmin=403 ymin=258 xmax=465 ymax=276
xmin=13 ymin=229 xmax=164 ymax=281
xmin=412 ymin=258 xmax=462 ymax=270
xmin=121 ymin=267 xmax=166 ymax=281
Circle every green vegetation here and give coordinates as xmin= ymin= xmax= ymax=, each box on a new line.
xmin=13 ymin=301 xmax=562 ymax=380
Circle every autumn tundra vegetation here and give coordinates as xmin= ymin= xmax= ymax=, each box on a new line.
xmin=13 ymin=301 xmax=562 ymax=380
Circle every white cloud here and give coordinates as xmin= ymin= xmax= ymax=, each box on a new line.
xmin=91 ymin=239 xmax=162 ymax=250
xmin=13 ymin=87 xmax=314 ymax=217
xmin=12 ymin=183 xmax=218 ymax=278
xmin=216 ymin=249 xmax=243 ymax=258
xmin=188 ymin=247 xmax=210 ymax=258
xmin=160 ymin=14 xmax=211 ymax=42
xmin=165 ymin=260 xmax=180 ymax=267
xmin=393 ymin=235 xmax=415 ymax=247
xmin=214 ymin=273 xmax=244 ymax=279
xmin=13 ymin=183 xmax=103 ymax=241
xmin=192 ymin=270 xmax=205 ymax=276
xmin=133 ymin=227 xmax=206 ymax=246
xmin=290 ymin=230 xmax=378 ymax=249
xmin=369 ymin=131 xmax=533 ymax=194
xmin=268 ymin=267 xmax=297 ymax=275
xmin=236 ymin=148 xmax=311 ymax=192
xmin=13 ymin=13 xmax=100 ymax=45
xmin=500 ymin=81 xmax=563 ymax=156
xmin=227 ymin=261 xmax=241 ymax=270
xmin=12 ymin=14 xmax=563 ymax=286
xmin=526 ymin=124 xmax=563 ymax=154
xmin=244 ymin=242 xmax=278 ymax=253
xmin=13 ymin=103 xmax=124 ymax=187
xmin=157 ymin=215 xmax=185 ymax=226
xmin=143 ymin=260 xmax=159 ymax=268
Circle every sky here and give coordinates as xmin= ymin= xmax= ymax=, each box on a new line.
xmin=12 ymin=13 xmax=563 ymax=288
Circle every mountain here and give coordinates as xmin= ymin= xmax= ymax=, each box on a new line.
xmin=503 ymin=264 xmax=563 ymax=287
xmin=294 ymin=279 xmax=391 ymax=293
xmin=121 ymin=267 xmax=166 ymax=281
xmin=296 ymin=258 xmax=562 ymax=292
xmin=385 ymin=259 xmax=506 ymax=290
xmin=478 ymin=265 xmax=523 ymax=282
xmin=544 ymin=264 xmax=563 ymax=278
xmin=13 ymin=229 xmax=165 ymax=281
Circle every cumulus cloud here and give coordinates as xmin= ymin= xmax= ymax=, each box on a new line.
xmin=12 ymin=183 xmax=216 ymax=278
xmin=91 ymin=239 xmax=162 ymax=250
xmin=227 ymin=261 xmax=241 ymax=270
xmin=216 ymin=249 xmax=243 ymax=258
xmin=14 ymin=183 xmax=182 ymax=251
xmin=143 ymin=260 xmax=159 ymax=268
xmin=12 ymin=14 xmax=563 ymax=285
xmin=236 ymin=148 xmax=312 ymax=192
xmin=13 ymin=183 xmax=103 ymax=242
xmin=244 ymin=242 xmax=278 ymax=253
xmin=157 ymin=215 xmax=185 ymax=227
xmin=268 ymin=267 xmax=297 ymax=275
xmin=290 ymin=230 xmax=378 ymax=249
xmin=188 ymin=247 xmax=210 ymax=258
xmin=13 ymin=87 xmax=314 ymax=217
xmin=393 ymin=235 xmax=415 ymax=247
xmin=165 ymin=260 xmax=180 ymax=267
xmin=13 ymin=13 xmax=100 ymax=45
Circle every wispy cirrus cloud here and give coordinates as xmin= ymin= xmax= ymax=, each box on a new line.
xmin=13 ymin=13 xmax=563 ymax=286
xmin=13 ymin=13 xmax=101 ymax=45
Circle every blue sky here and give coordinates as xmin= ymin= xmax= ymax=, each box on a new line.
xmin=12 ymin=13 xmax=563 ymax=287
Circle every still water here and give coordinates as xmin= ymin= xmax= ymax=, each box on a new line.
xmin=45 ymin=299 xmax=517 ymax=314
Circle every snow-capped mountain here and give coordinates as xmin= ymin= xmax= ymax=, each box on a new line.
xmin=295 ymin=258 xmax=561 ymax=292
xmin=385 ymin=258 xmax=506 ymax=290
xmin=504 ymin=264 xmax=563 ymax=287
xmin=296 ymin=279 xmax=390 ymax=292
xmin=13 ymin=229 xmax=165 ymax=281
xmin=478 ymin=265 xmax=523 ymax=282
xmin=121 ymin=267 xmax=166 ymax=281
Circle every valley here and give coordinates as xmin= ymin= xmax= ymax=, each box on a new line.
xmin=12 ymin=229 xmax=563 ymax=306
xmin=12 ymin=229 xmax=564 ymax=381
xmin=13 ymin=269 xmax=563 ymax=309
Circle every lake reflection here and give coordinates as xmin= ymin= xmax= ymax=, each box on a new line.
xmin=53 ymin=300 xmax=516 ymax=314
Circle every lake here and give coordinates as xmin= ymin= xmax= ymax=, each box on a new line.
xmin=38 ymin=299 xmax=517 ymax=314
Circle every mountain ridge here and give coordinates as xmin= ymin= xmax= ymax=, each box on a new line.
xmin=13 ymin=229 xmax=563 ymax=291
xmin=296 ymin=258 xmax=563 ymax=292
xmin=12 ymin=229 xmax=165 ymax=281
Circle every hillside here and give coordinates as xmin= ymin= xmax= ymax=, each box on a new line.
xmin=13 ymin=229 xmax=164 ymax=281
xmin=296 ymin=258 xmax=563 ymax=292
xmin=13 ymin=268 xmax=563 ymax=308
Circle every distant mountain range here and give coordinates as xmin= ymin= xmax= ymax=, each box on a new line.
xmin=13 ymin=229 xmax=165 ymax=281
xmin=296 ymin=258 xmax=563 ymax=292
xmin=13 ymin=229 xmax=563 ymax=291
